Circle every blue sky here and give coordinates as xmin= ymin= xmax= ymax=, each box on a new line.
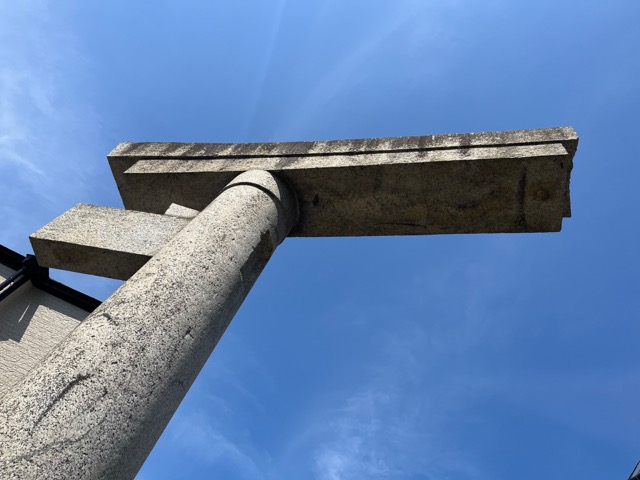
xmin=1 ymin=1 xmax=639 ymax=478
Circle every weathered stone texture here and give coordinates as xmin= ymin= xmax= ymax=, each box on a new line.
xmin=30 ymin=204 xmax=190 ymax=280
xmin=0 ymin=171 xmax=297 ymax=479
xmin=0 ymin=128 xmax=578 ymax=479
xmin=108 ymin=127 xmax=577 ymax=236
xmin=164 ymin=203 xmax=199 ymax=219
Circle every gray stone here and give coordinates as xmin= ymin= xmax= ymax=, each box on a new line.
xmin=164 ymin=203 xmax=199 ymax=219
xmin=30 ymin=204 xmax=190 ymax=280
xmin=108 ymin=126 xmax=578 ymax=162
xmin=107 ymin=127 xmax=578 ymax=236
xmin=0 ymin=170 xmax=298 ymax=479
xmin=0 ymin=127 xmax=579 ymax=479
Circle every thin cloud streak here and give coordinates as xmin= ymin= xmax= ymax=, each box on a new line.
xmin=171 ymin=411 xmax=267 ymax=480
xmin=0 ymin=3 xmax=101 ymax=224
xmin=245 ymin=0 xmax=288 ymax=138
xmin=302 ymin=239 xmax=527 ymax=480
xmin=0 ymin=67 xmax=47 ymax=175
xmin=272 ymin=1 xmax=460 ymax=139
xmin=0 ymin=2 xmax=118 ymax=301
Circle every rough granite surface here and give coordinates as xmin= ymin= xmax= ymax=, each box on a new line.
xmin=0 ymin=170 xmax=297 ymax=479
xmin=107 ymin=128 xmax=578 ymax=235
xmin=30 ymin=204 xmax=190 ymax=280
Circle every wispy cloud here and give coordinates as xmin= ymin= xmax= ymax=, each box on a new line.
xmin=309 ymin=342 xmax=486 ymax=480
xmin=150 ymin=331 xmax=276 ymax=479
xmin=0 ymin=2 xmax=103 ymax=252
xmin=293 ymin=238 xmax=527 ymax=480
xmin=313 ymin=388 xmax=425 ymax=480
xmin=170 ymin=410 xmax=267 ymax=479
xmin=272 ymin=1 xmax=463 ymax=139
xmin=156 ymin=237 xmax=525 ymax=480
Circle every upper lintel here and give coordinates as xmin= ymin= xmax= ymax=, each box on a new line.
xmin=107 ymin=127 xmax=578 ymax=237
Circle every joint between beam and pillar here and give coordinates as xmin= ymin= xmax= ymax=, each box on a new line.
xmin=223 ymin=169 xmax=300 ymax=245
xmin=0 ymin=170 xmax=300 ymax=479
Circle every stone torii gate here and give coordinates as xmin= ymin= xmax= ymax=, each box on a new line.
xmin=0 ymin=127 xmax=578 ymax=479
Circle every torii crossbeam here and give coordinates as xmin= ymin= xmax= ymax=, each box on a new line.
xmin=0 ymin=127 xmax=578 ymax=479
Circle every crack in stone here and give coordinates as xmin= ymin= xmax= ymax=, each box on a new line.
xmin=101 ymin=312 xmax=118 ymax=326
xmin=31 ymin=373 xmax=93 ymax=432
xmin=8 ymin=413 xmax=108 ymax=467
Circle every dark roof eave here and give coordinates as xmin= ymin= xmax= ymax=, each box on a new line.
xmin=0 ymin=245 xmax=101 ymax=313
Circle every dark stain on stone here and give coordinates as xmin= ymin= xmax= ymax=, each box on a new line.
xmin=456 ymin=200 xmax=479 ymax=210
xmin=379 ymin=222 xmax=427 ymax=229
xmin=12 ymin=413 xmax=109 ymax=465
xmin=240 ymin=231 xmax=274 ymax=289
xmin=171 ymin=379 xmax=186 ymax=393
xmin=312 ymin=195 xmax=320 ymax=207
xmin=459 ymin=133 xmax=472 ymax=157
xmin=534 ymin=189 xmax=549 ymax=201
xmin=516 ymin=168 xmax=528 ymax=230
xmin=102 ymin=312 xmax=118 ymax=326
xmin=32 ymin=373 xmax=93 ymax=431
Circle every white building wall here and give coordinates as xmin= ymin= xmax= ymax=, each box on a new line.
xmin=0 ymin=264 xmax=89 ymax=399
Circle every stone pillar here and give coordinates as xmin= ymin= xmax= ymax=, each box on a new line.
xmin=0 ymin=170 xmax=298 ymax=479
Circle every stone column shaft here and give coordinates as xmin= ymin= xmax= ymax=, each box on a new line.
xmin=0 ymin=170 xmax=297 ymax=479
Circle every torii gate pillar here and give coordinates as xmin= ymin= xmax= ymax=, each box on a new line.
xmin=0 ymin=127 xmax=577 ymax=479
